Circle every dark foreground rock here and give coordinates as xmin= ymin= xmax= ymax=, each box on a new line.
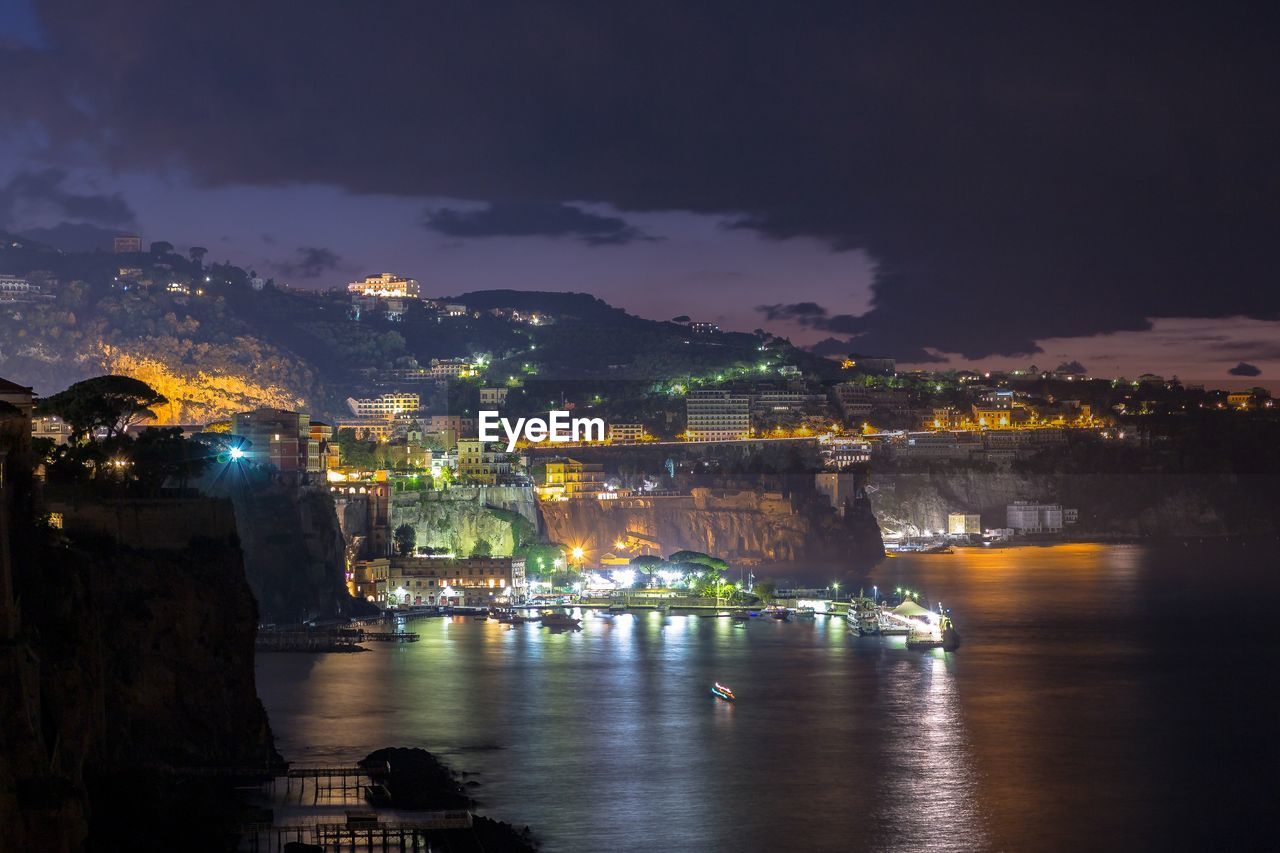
xmin=362 ymin=747 xmax=539 ymax=852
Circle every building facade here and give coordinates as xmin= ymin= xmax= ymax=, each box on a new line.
xmin=347 ymin=272 xmax=420 ymax=298
xmin=346 ymin=392 xmax=421 ymax=419
xmin=541 ymin=457 xmax=606 ymax=499
xmin=1006 ymin=501 xmax=1073 ymax=534
xmin=947 ymin=513 xmax=982 ymax=535
xmin=377 ymin=556 xmax=527 ymax=607
xmin=232 ymin=408 xmax=319 ymax=474
xmin=686 ymin=389 xmax=751 ymax=441
xmin=608 ymin=423 xmax=645 ymax=444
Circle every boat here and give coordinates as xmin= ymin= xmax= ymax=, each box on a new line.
xmin=793 ymin=607 xmax=816 ymax=619
xmin=654 ymin=603 xmax=670 ymax=614
xmin=845 ymin=600 xmax=880 ymax=636
xmin=496 ymin=611 xmax=533 ymax=624
xmin=539 ymin=611 xmax=581 ymax=629
xmin=711 ymin=682 xmax=736 ymax=701
xmin=606 ymin=604 xmax=627 ymax=614
xmin=731 ymin=609 xmax=751 ymax=622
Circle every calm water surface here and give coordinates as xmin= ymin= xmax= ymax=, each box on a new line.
xmin=256 ymin=543 xmax=1280 ymax=852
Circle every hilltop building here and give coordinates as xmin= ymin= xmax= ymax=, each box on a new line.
xmin=113 ymin=234 xmax=142 ymax=253
xmin=347 ymin=272 xmax=420 ymax=299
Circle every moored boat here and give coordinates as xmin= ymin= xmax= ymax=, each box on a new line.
xmin=539 ymin=611 xmax=582 ymax=629
xmin=711 ymin=682 xmax=736 ymax=701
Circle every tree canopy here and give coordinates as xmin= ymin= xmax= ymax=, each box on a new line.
xmin=37 ymin=375 xmax=168 ymax=439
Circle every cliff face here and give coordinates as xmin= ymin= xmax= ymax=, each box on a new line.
xmin=390 ymin=486 xmax=540 ymax=556
xmin=1 ymin=521 xmax=275 ymax=851
xmin=871 ymin=467 xmax=1280 ymax=536
xmin=228 ymin=480 xmax=355 ymax=622
xmin=540 ymin=487 xmax=884 ymax=566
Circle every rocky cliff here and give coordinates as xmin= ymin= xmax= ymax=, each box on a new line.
xmin=390 ymin=486 xmax=540 ymax=556
xmin=224 ymin=476 xmax=357 ymax=622
xmin=540 ymin=486 xmax=884 ymax=567
xmin=871 ymin=465 xmax=1280 ymax=537
xmin=1 ymin=510 xmax=276 ymax=851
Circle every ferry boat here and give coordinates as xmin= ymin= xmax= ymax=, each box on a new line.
xmin=845 ymin=600 xmax=880 ymax=636
xmin=711 ymin=682 xmax=736 ymax=701
xmin=793 ymin=607 xmax=816 ymax=619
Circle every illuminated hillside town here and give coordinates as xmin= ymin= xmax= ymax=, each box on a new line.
xmin=3 ymin=4 xmax=1279 ymax=851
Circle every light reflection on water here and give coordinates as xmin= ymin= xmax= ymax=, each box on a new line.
xmin=257 ymin=543 xmax=1280 ymax=852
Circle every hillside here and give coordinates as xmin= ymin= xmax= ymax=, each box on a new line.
xmin=0 ymin=238 xmax=825 ymax=421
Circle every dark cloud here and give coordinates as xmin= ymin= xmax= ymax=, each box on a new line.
xmin=424 ymin=202 xmax=654 ymax=247
xmin=1228 ymin=362 xmax=1262 ymax=377
xmin=756 ymin=302 xmax=829 ymax=322
xmin=0 ymin=168 xmax=135 ymax=229
xmin=273 ymin=247 xmax=343 ymax=279
xmin=6 ymin=3 xmax=1280 ymax=358
xmin=18 ymin=221 xmax=119 ymax=251
xmin=1056 ymin=361 xmax=1088 ymax=375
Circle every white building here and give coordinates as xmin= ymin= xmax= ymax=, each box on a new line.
xmin=947 ymin=513 xmax=982 ymax=535
xmin=686 ymin=389 xmax=751 ymax=441
xmin=480 ymin=387 xmax=508 ymax=407
xmin=347 ymin=272 xmax=420 ymax=299
xmin=1006 ymin=501 xmax=1075 ymax=534
xmin=0 ymin=275 xmax=36 ymax=297
xmin=346 ymin=392 xmax=421 ymax=419
xmin=608 ymin=423 xmax=645 ymax=444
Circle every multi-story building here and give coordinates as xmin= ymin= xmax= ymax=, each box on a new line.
xmin=346 ymin=392 xmax=421 ymax=419
xmin=686 ymin=389 xmax=751 ymax=441
xmin=334 ymin=419 xmax=397 ymax=442
xmin=608 ymin=423 xmax=645 ymax=444
xmin=947 ymin=513 xmax=982 ymax=535
xmin=378 ymin=556 xmax=527 ymax=607
xmin=833 ymin=384 xmax=915 ymax=419
xmin=479 ymin=387 xmax=508 ymax=408
xmin=310 ymin=420 xmax=338 ymax=471
xmin=347 ymin=272 xmax=420 ymax=299
xmin=541 ymin=457 xmax=606 ymax=499
xmin=1006 ymin=501 xmax=1075 ymax=534
xmin=429 ymin=358 xmax=473 ymax=380
xmin=231 ymin=408 xmax=319 ymax=475
xmin=689 ymin=321 xmax=721 ymax=334
xmin=113 ymin=234 xmax=142 ymax=253
xmin=456 ymin=438 xmax=511 ymax=485
xmin=0 ymin=275 xmax=37 ymax=300
xmin=971 ymin=404 xmax=1013 ymax=429
xmin=31 ymin=415 xmax=75 ymax=446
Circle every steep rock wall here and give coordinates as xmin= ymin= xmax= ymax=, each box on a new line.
xmin=390 ymin=486 xmax=539 ymax=556
xmin=1 ymin=521 xmax=275 ymax=851
xmin=539 ymin=487 xmax=883 ymax=566
xmin=871 ymin=467 xmax=1280 ymax=536
xmin=229 ymin=483 xmax=355 ymax=622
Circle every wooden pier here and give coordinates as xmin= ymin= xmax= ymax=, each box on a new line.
xmin=241 ymin=811 xmax=472 ymax=852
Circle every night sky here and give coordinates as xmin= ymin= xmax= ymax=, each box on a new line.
xmin=2 ymin=1 xmax=1279 ymax=383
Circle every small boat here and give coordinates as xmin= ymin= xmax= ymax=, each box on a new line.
xmin=539 ymin=611 xmax=581 ymax=629
xmin=731 ymin=610 xmax=751 ymax=622
xmin=711 ymin=682 xmax=736 ymax=701
xmin=654 ymin=604 xmax=669 ymax=614
xmin=606 ymin=604 xmax=627 ymax=614
xmin=793 ymin=607 xmax=816 ymax=619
